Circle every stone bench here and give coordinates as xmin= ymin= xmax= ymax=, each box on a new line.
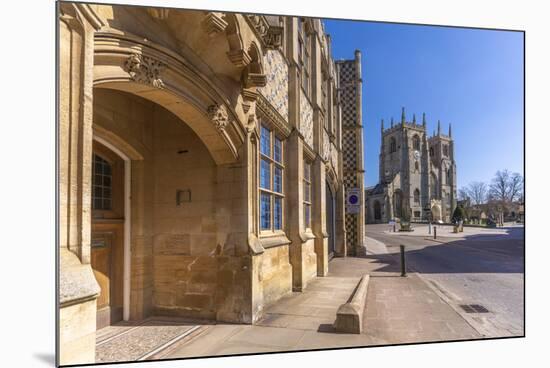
xmin=333 ymin=274 xmax=370 ymax=334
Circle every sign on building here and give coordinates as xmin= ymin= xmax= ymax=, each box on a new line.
xmin=346 ymin=188 xmax=361 ymax=214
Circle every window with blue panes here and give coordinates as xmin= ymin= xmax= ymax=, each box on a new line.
xmin=303 ymin=160 xmax=312 ymax=229
xmin=259 ymin=125 xmax=285 ymax=232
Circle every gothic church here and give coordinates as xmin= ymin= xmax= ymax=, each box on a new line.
xmin=365 ymin=108 xmax=457 ymax=223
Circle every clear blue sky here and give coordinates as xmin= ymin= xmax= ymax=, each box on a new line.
xmin=324 ymin=20 xmax=524 ymax=189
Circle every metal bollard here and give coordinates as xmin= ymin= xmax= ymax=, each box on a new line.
xmin=434 ymin=226 xmax=437 ymax=239
xmin=393 ymin=224 xmax=396 ymax=232
xmin=400 ymin=245 xmax=407 ymax=277
xmin=428 ymin=222 xmax=431 ymax=235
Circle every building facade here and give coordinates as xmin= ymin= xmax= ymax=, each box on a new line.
xmin=58 ymin=3 xmax=363 ymax=365
xmin=365 ymin=108 xmax=457 ymax=224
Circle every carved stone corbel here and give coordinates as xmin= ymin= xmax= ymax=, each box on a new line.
xmin=202 ymin=12 xmax=228 ymax=37
xmin=207 ymin=104 xmax=230 ymax=132
xmin=124 ymin=53 xmax=165 ymax=88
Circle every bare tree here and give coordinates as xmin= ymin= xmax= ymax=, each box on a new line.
xmin=508 ymin=172 xmax=523 ymax=202
xmin=489 ymin=170 xmax=511 ymax=202
xmin=467 ymin=181 xmax=488 ymax=205
xmin=458 ymin=187 xmax=469 ymax=202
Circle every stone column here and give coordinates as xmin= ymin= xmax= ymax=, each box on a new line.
xmin=58 ymin=2 xmax=102 ymax=366
xmin=335 ymin=179 xmax=347 ymax=257
xmin=287 ymin=132 xmax=308 ymax=291
xmin=312 ymin=157 xmax=328 ymax=276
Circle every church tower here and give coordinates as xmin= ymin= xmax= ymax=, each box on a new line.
xmin=378 ymin=108 xmax=430 ymax=221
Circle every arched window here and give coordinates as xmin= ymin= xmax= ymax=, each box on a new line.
xmin=415 ymin=161 xmax=419 ymax=171
xmin=413 ymin=135 xmax=420 ymax=150
xmin=429 ymin=146 xmax=434 ymax=157
xmin=414 ymin=189 xmax=420 ymax=204
xmin=443 ymin=144 xmax=449 ymax=156
xmin=390 ymin=137 xmax=397 ymax=153
xmin=92 ymin=154 xmax=113 ymax=210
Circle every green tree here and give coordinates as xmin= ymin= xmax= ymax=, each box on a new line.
xmin=452 ymin=205 xmax=466 ymax=223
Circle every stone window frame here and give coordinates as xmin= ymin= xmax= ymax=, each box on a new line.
xmin=412 ymin=134 xmax=420 ymax=150
xmin=390 ymin=136 xmax=397 ymax=153
xmin=443 ymin=144 xmax=449 ymax=157
xmin=303 ymin=159 xmax=312 ymax=230
xmin=259 ymin=123 xmax=286 ymax=235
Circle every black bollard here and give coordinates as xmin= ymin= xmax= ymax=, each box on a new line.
xmin=393 ymin=224 xmax=396 ymax=232
xmin=434 ymin=226 xmax=437 ymax=239
xmin=400 ymin=245 xmax=407 ymax=277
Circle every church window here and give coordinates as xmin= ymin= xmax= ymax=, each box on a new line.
xmin=413 ymin=135 xmax=420 ymax=150
xmin=429 ymin=147 xmax=434 ymax=157
xmin=390 ymin=137 xmax=397 ymax=153
xmin=92 ymin=154 xmax=112 ymax=210
xmin=414 ymin=189 xmax=420 ymax=204
xmin=443 ymin=144 xmax=449 ymax=156
xmin=260 ymin=125 xmax=285 ymax=232
xmin=415 ymin=161 xmax=419 ymax=171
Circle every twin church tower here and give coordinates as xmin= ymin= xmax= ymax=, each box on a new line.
xmin=365 ymin=107 xmax=457 ymax=223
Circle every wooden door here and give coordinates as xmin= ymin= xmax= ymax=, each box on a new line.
xmin=91 ymin=143 xmax=125 ymax=329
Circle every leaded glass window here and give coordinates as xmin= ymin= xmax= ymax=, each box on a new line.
xmin=92 ymin=154 xmax=112 ymax=210
xmin=259 ymin=125 xmax=285 ymax=232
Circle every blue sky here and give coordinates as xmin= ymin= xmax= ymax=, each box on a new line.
xmin=324 ymin=20 xmax=524 ymax=189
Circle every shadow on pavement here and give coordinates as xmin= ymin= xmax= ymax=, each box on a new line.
xmin=366 ymin=228 xmax=524 ymax=274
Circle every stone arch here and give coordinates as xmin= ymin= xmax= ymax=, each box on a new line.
xmin=431 ymin=204 xmax=442 ymax=222
xmin=93 ymin=31 xmax=246 ymax=165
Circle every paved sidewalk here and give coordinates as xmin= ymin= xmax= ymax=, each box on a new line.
xmin=382 ymin=223 xmax=516 ymax=239
xmin=159 ymin=249 xmax=482 ymax=360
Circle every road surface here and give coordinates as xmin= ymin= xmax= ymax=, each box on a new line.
xmin=366 ymin=223 xmax=524 ymax=337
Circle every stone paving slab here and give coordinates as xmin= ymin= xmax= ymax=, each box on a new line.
xmin=161 ymin=255 xmax=482 ymax=359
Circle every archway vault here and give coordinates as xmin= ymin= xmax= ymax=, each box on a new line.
xmin=93 ymin=31 xmax=247 ymax=165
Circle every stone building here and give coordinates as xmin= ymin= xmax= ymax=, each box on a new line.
xmin=58 ymin=2 xmax=363 ymax=365
xmin=365 ymin=108 xmax=457 ymax=224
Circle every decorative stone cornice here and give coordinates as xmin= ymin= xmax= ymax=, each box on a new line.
xmin=207 ymin=104 xmax=230 ymax=132
xmin=245 ymin=15 xmax=283 ymax=50
xmin=256 ymin=94 xmax=291 ymax=138
xmin=124 ymin=53 xmax=165 ymax=88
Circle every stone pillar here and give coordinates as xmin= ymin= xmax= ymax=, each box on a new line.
xmin=58 ymin=2 xmax=102 ymax=366
xmin=335 ymin=180 xmax=347 ymax=257
xmin=312 ymin=157 xmax=328 ymax=276
xmin=287 ymin=132 xmax=308 ymax=291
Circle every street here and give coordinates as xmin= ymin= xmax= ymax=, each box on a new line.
xmin=366 ymin=223 xmax=524 ymax=338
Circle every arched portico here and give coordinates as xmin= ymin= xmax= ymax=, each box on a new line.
xmin=93 ymin=31 xmax=248 ymax=165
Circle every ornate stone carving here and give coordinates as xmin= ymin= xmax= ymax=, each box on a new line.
xmin=124 ymin=53 xmax=165 ymax=88
xmin=207 ymin=104 xmax=230 ymax=132
xmin=245 ymin=15 xmax=283 ymax=50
